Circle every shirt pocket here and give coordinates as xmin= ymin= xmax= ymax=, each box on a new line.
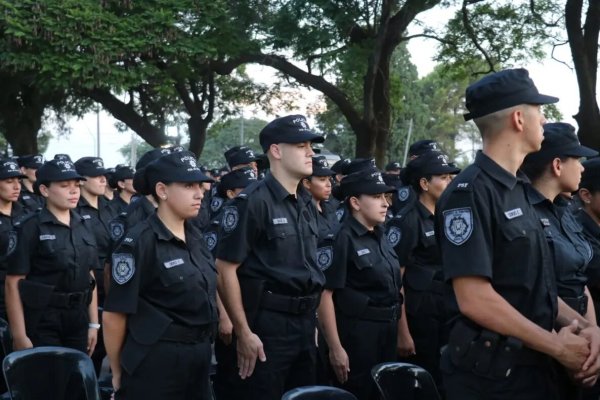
xmin=266 ymin=224 xmax=297 ymax=240
xmin=37 ymin=240 xmax=67 ymax=271
xmin=158 ymin=264 xmax=195 ymax=287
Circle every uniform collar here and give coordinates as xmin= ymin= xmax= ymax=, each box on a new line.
xmin=475 ymin=151 xmax=529 ymax=190
xmin=347 ymin=214 xmax=383 ymax=239
xmin=525 ymin=184 xmax=548 ymax=206
xmin=265 ymin=173 xmax=303 ymax=202
xmin=415 ymin=200 xmax=434 ymax=220
xmin=39 ymin=208 xmax=81 ymax=227
xmin=148 ymin=212 xmax=193 ymax=243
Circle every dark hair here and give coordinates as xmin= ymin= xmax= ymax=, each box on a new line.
xmin=410 ymin=174 xmax=432 ymax=195
xmin=521 ymin=155 xmax=569 ymax=183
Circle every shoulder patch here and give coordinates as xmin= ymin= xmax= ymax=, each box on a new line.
xmin=222 ymin=206 xmax=239 ymax=233
xmin=443 ymin=207 xmax=473 ymax=246
xmin=7 ymin=230 xmax=17 ymax=256
xmin=210 ymin=196 xmax=224 ymax=213
xmin=112 ymin=253 xmax=135 ymax=285
xmin=204 ymin=231 xmax=218 ymax=251
xmin=335 ymin=208 xmax=345 ymax=222
xmin=109 ymin=220 xmax=125 ymax=241
xmin=398 ymin=187 xmax=410 ymax=202
xmin=387 ymin=226 xmax=402 ymax=247
xmin=316 ymin=246 xmax=333 ymax=271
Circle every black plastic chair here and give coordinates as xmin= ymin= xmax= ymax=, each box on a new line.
xmin=3 ymin=346 xmax=101 ymax=400
xmin=371 ymin=362 xmax=441 ymax=400
xmin=0 ymin=318 xmax=12 ymax=357
xmin=282 ymin=385 xmax=358 ymax=400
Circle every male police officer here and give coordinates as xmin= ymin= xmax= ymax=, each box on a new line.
xmin=216 ymin=115 xmax=325 ymax=400
xmin=436 ymin=68 xmax=600 ymax=399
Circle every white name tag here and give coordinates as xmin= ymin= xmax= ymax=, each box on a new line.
xmin=39 ymin=234 xmax=56 ymax=241
xmin=504 ymin=208 xmax=523 ymax=220
xmin=425 ymin=230 xmax=435 ymax=237
xmin=164 ymin=258 xmax=185 ymax=269
xmin=357 ymin=249 xmax=370 ymax=256
xmin=273 ymin=218 xmax=288 ymax=225
xmin=81 ymin=215 xmax=91 ymax=220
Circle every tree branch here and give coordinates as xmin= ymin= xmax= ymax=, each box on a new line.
xmin=460 ymin=0 xmax=496 ymax=72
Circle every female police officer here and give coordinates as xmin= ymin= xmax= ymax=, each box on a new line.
xmin=6 ymin=158 xmax=99 ymax=355
xmin=317 ymin=168 xmax=404 ymax=400
xmin=102 ymin=150 xmax=217 ymax=400
xmin=302 ymin=156 xmax=338 ymax=242
xmin=385 ymin=150 xmax=460 ymax=390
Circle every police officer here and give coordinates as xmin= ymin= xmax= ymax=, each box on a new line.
xmin=385 ymin=150 xmax=460 ymax=390
xmin=107 ymin=165 xmax=136 ymax=216
xmin=74 ymin=156 xmax=116 ymax=374
xmin=335 ymin=158 xmax=377 ymax=223
xmin=103 ymin=151 xmax=216 ymax=399
xmin=17 ymin=154 xmax=45 ymax=213
xmin=302 ymin=156 xmax=338 ymax=242
xmin=436 ymin=68 xmax=599 ymax=399
xmin=317 ymin=168 xmax=401 ymax=400
xmin=576 ymin=158 xmax=600 ymax=400
xmin=521 ymin=122 xmax=599 ymax=397
xmin=208 ymin=167 xmax=258 ymax=400
xmin=6 ymin=158 xmax=99 ymax=355
xmin=216 ymin=114 xmax=325 ymax=400
xmin=0 ymin=159 xmax=28 ymax=319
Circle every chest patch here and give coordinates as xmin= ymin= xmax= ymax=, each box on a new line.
xmin=357 ymin=248 xmax=371 ymax=256
xmin=272 ymin=217 xmax=288 ymax=225
xmin=443 ymin=207 xmax=473 ymax=246
xmin=425 ymin=230 xmax=435 ymax=237
xmin=39 ymin=234 xmax=56 ymax=241
xmin=112 ymin=253 xmax=135 ymax=285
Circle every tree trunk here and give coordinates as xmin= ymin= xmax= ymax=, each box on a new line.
xmin=187 ymin=115 xmax=209 ymax=158
xmin=566 ymin=0 xmax=600 ymax=149
xmin=4 ymin=123 xmax=40 ymax=155
xmin=2 ymin=87 xmax=45 ymax=155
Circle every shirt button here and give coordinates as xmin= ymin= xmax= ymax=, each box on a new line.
xmin=179 ymin=276 xmax=183 ymax=280
xmin=484 ymin=340 xmax=491 ymax=348
xmin=521 ymin=230 xmax=526 ymax=235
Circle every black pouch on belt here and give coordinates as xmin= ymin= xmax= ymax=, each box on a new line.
xmin=470 ymin=330 xmax=500 ymax=377
xmin=448 ymin=319 xmax=480 ymax=370
xmin=490 ymin=336 xmax=523 ymax=379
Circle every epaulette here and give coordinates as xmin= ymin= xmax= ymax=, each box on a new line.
xmin=13 ymin=212 xmax=36 ymax=228
xmin=236 ymin=180 xmax=260 ymax=199
xmin=450 ymin=165 xmax=481 ymax=193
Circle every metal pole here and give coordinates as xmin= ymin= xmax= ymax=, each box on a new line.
xmin=96 ymin=108 xmax=101 ymax=158
xmin=130 ymin=131 xmax=137 ymax=167
xmin=402 ymin=119 xmax=413 ymax=166
xmin=240 ymin=109 xmax=245 ymax=146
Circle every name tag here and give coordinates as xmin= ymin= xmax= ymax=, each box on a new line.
xmin=22 ymin=196 xmax=30 ymax=200
xmin=357 ymin=249 xmax=370 ymax=256
xmin=273 ymin=218 xmax=288 ymax=225
xmin=504 ymin=208 xmax=523 ymax=220
xmin=81 ymin=215 xmax=91 ymax=220
xmin=425 ymin=230 xmax=435 ymax=237
xmin=123 ymin=237 xmax=133 ymax=244
xmin=540 ymin=218 xmax=550 ymax=227
xmin=39 ymin=234 xmax=56 ymax=241
xmin=164 ymin=258 xmax=185 ymax=269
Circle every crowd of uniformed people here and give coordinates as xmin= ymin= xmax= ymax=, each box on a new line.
xmin=1 ymin=67 xmax=600 ymax=400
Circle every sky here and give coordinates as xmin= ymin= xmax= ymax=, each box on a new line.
xmin=43 ymin=7 xmax=587 ymax=167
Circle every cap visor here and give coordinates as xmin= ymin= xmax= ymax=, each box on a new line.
xmin=359 ymin=184 xmax=397 ymax=195
xmin=174 ymin=171 xmax=215 ymax=184
xmin=529 ymin=93 xmax=559 ymax=105
xmin=284 ymin=132 xmax=325 ymax=144
xmin=427 ymin=165 xmax=462 ymax=175
xmin=312 ymin=168 xmax=334 ymax=177
xmin=566 ymin=146 xmax=598 ymax=158
xmin=0 ymin=173 xmax=26 ymax=180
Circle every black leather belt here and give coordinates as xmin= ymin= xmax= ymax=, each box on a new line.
xmin=48 ymin=290 xmax=89 ymax=308
xmin=161 ymin=323 xmax=214 ymax=343
xmin=562 ymin=295 xmax=588 ymax=316
xmin=260 ymin=292 xmax=319 ymax=315
xmin=361 ymin=304 xmax=399 ymax=322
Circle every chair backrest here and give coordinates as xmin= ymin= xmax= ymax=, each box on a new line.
xmin=371 ymin=362 xmax=441 ymax=400
xmin=282 ymin=385 xmax=358 ymax=400
xmin=0 ymin=319 xmax=12 ymax=357
xmin=3 ymin=346 xmax=101 ymax=400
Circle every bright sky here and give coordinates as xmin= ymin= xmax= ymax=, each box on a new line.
xmin=44 ymin=7 xmax=588 ymax=167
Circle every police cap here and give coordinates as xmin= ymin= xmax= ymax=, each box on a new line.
xmin=342 ymin=158 xmax=376 ymax=175
xmin=259 ymin=115 xmax=325 ymax=152
xmin=581 ymin=158 xmax=600 ymax=190
xmin=0 ymin=159 xmax=25 ymax=180
xmin=409 ymin=140 xmax=439 ymax=158
xmin=217 ymin=167 xmax=257 ymax=197
xmin=136 ymin=151 xmax=214 ymax=196
xmin=53 ymin=154 xmax=72 ymax=162
xmin=526 ymin=122 xmax=597 ymax=164
xmin=464 ymin=68 xmax=558 ymax=121
xmin=340 ymin=168 xmax=396 ymax=198
xmin=74 ymin=157 xmax=109 ymax=177
xmin=17 ymin=154 xmax=44 ymax=169
xmin=136 ymin=147 xmax=172 ymax=170
xmin=331 ymin=158 xmax=350 ymax=174
xmin=36 ymin=159 xmax=86 ymax=186
xmin=109 ymin=165 xmax=135 ymax=188
xmin=404 ymin=150 xmax=461 ymax=184
xmin=385 ymin=161 xmax=401 ymax=172
xmin=224 ymin=146 xmax=257 ymax=168
xmin=311 ymin=156 xmax=334 ymax=177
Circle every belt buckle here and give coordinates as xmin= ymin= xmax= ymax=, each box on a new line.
xmin=297 ymin=297 xmax=311 ymax=313
xmin=68 ymin=292 xmax=83 ymax=306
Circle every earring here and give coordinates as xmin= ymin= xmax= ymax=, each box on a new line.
xmin=162 ymin=195 xmax=167 ymax=200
